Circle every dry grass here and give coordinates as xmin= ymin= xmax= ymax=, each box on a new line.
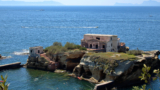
xmin=85 ymin=52 xmax=137 ymax=61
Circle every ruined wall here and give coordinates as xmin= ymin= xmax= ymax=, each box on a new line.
xmin=83 ymin=34 xmax=111 ymax=42
xmin=29 ymin=46 xmax=43 ymax=57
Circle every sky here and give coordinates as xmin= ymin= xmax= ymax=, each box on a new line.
xmin=1 ymin=0 xmax=160 ymax=6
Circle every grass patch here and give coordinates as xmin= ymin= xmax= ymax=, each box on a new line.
xmin=126 ymin=49 xmax=143 ymax=55
xmin=85 ymin=52 xmax=137 ymax=61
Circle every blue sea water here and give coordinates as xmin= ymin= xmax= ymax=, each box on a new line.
xmin=0 ymin=6 xmax=160 ymax=90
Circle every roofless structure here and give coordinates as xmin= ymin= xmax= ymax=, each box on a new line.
xmin=81 ymin=34 xmax=122 ymax=52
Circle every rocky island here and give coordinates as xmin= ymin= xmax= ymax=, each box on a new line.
xmin=24 ymin=34 xmax=160 ymax=90
xmin=0 ymin=54 xmax=7 ymax=60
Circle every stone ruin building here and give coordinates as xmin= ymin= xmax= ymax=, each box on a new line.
xmin=81 ymin=34 xmax=126 ymax=52
xmin=29 ymin=46 xmax=43 ymax=57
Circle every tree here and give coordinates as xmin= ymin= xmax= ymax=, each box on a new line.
xmin=53 ymin=42 xmax=62 ymax=47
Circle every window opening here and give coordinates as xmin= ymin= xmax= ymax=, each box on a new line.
xmin=96 ymin=45 xmax=98 ymax=49
xmin=90 ymin=44 xmax=92 ymax=48
xmin=96 ymin=37 xmax=100 ymax=40
xmin=103 ymin=45 xmax=105 ymax=48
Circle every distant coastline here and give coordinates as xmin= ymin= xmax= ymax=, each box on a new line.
xmin=0 ymin=0 xmax=160 ymax=6
xmin=0 ymin=1 xmax=63 ymax=6
xmin=114 ymin=0 xmax=160 ymax=6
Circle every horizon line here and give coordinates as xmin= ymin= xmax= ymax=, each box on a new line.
xmin=0 ymin=5 xmax=160 ymax=6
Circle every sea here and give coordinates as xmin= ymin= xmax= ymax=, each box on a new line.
xmin=0 ymin=6 xmax=160 ymax=90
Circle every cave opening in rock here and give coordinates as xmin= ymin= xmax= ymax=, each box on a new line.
xmin=82 ymin=70 xmax=92 ymax=79
xmin=55 ymin=55 xmax=59 ymax=62
xmin=80 ymin=66 xmax=85 ymax=76
xmin=62 ymin=65 xmax=66 ymax=69
xmin=99 ymin=70 xmax=106 ymax=82
xmin=66 ymin=57 xmax=83 ymax=72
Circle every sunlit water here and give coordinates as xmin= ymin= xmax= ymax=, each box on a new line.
xmin=0 ymin=6 xmax=160 ymax=90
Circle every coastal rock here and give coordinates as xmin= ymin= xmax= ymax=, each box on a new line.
xmin=0 ymin=54 xmax=7 ymax=60
xmin=26 ymin=56 xmax=50 ymax=70
xmin=26 ymin=51 xmax=85 ymax=71
xmin=56 ymin=51 xmax=85 ymax=71
xmin=73 ymin=50 xmax=160 ymax=89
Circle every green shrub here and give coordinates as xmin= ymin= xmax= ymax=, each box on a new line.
xmin=45 ymin=42 xmax=86 ymax=58
xmin=53 ymin=42 xmax=62 ymax=47
xmin=75 ymin=45 xmax=81 ymax=49
xmin=64 ymin=42 xmax=76 ymax=50
xmin=44 ymin=46 xmax=50 ymax=52
xmin=79 ymin=47 xmax=87 ymax=50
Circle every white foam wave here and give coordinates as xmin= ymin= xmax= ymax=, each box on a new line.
xmin=34 ymin=78 xmax=39 ymax=81
xmin=21 ymin=26 xmax=98 ymax=29
xmin=53 ymin=26 xmax=99 ymax=28
xmin=13 ymin=49 xmax=29 ymax=55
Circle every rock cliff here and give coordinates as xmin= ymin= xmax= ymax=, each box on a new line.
xmin=26 ymin=51 xmax=85 ymax=71
xmin=53 ymin=51 xmax=85 ymax=71
xmin=72 ymin=50 xmax=160 ymax=89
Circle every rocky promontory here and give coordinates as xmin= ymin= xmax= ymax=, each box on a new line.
xmin=25 ymin=47 xmax=160 ymax=89
xmin=26 ymin=51 xmax=85 ymax=71
xmin=25 ymin=41 xmax=160 ymax=90
xmin=71 ymin=50 xmax=160 ymax=89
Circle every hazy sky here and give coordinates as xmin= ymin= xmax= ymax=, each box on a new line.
xmin=1 ymin=0 xmax=160 ymax=5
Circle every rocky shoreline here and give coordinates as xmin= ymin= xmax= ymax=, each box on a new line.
xmin=24 ymin=49 xmax=160 ymax=90
xmin=72 ymin=50 xmax=160 ymax=90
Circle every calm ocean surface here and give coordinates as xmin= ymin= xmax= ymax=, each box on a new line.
xmin=0 ymin=6 xmax=160 ymax=90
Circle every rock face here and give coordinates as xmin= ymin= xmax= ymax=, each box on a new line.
xmin=73 ymin=50 xmax=160 ymax=89
xmin=55 ymin=51 xmax=85 ymax=71
xmin=26 ymin=54 xmax=59 ymax=71
xmin=26 ymin=51 xmax=85 ymax=71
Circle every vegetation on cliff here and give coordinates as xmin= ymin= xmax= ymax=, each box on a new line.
xmin=44 ymin=42 xmax=86 ymax=53
xmin=44 ymin=42 xmax=86 ymax=59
